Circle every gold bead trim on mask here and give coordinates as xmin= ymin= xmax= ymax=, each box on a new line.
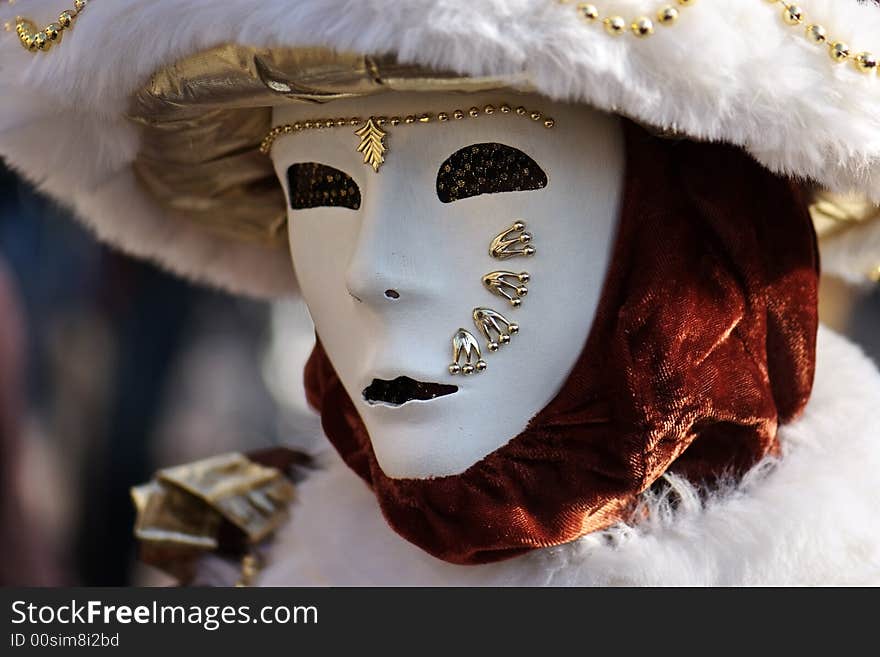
xmin=558 ymin=0 xmax=696 ymax=38
xmin=5 ymin=0 xmax=89 ymax=52
xmin=261 ymin=103 xmax=557 ymax=172
xmin=765 ymin=1 xmax=877 ymax=75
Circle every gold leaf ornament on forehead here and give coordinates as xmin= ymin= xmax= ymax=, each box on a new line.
xmin=354 ymin=118 xmax=388 ymax=173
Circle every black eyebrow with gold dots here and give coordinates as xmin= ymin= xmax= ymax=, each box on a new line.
xmin=287 ymin=162 xmax=361 ymax=211
xmin=436 ymin=143 xmax=548 ymax=203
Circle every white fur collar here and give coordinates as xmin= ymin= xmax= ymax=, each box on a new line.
xmin=257 ymin=326 xmax=880 ymax=585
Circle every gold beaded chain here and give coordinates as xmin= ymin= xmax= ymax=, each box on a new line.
xmin=561 ymin=1 xmax=877 ymax=76
xmin=3 ymin=0 xmax=90 ymax=52
xmin=765 ymin=1 xmax=877 ymax=75
xmin=261 ymin=102 xmax=556 ymax=172
xmin=558 ymin=1 xmax=695 ymax=38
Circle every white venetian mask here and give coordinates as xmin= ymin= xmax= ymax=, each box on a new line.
xmin=270 ymin=91 xmax=623 ymax=478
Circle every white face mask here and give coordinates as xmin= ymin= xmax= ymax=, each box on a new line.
xmin=271 ymin=92 xmax=623 ymax=479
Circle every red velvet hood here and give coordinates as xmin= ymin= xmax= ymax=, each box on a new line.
xmin=304 ymin=122 xmax=819 ymax=565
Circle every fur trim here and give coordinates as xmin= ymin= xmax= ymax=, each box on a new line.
xmin=2 ymin=1 xmax=880 ymax=294
xmin=256 ymin=327 xmax=880 ymax=585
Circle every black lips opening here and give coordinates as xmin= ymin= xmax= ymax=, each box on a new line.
xmin=362 ymin=376 xmax=458 ymax=407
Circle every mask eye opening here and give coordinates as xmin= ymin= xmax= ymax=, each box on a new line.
xmin=436 ymin=142 xmax=547 ymax=203
xmin=287 ymin=162 xmax=361 ymax=211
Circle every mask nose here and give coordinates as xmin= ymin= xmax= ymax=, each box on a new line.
xmin=344 ymin=252 xmax=410 ymax=305
xmin=344 ymin=275 xmax=403 ymax=304
xmin=343 ymin=208 xmax=416 ymax=306
xmin=343 ymin=173 xmax=444 ymax=308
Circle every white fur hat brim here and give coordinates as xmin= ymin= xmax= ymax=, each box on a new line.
xmin=1 ymin=0 xmax=879 ymax=296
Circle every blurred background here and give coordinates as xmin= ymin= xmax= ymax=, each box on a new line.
xmin=0 ymin=161 xmax=320 ymax=585
xmin=0 ymin=160 xmax=878 ymax=586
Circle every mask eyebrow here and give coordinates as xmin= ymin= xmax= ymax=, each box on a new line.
xmin=436 ymin=142 xmax=547 ymax=203
xmin=287 ymin=162 xmax=361 ymax=211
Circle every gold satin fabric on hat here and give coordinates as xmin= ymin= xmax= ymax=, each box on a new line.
xmin=128 ymin=45 xmax=522 ymax=246
xmin=810 ymin=190 xmax=879 ymax=239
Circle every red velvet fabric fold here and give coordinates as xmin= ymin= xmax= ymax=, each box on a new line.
xmin=304 ymin=121 xmax=819 ymax=565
